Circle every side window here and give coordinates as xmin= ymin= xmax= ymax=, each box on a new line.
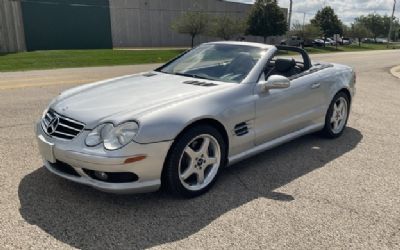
xmin=264 ymin=50 xmax=306 ymax=79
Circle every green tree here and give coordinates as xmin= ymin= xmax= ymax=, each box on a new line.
xmin=246 ymin=0 xmax=287 ymax=43
xmin=383 ymin=15 xmax=400 ymax=41
xmin=172 ymin=12 xmax=209 ymax=47
xmin=209 ymin=16 xmax=245 ymax=40
xmin=356 ymin=14 xmax=384 ymax=42
xmin=356 ymin=14 xmax=400 ymax=42
xmin=349 ymin=23 xmax=372 ymax=46
xmin=291 ymin=21 xmax=321 ymax=40
xmin=341 ymin=24 xmax=351 ymax=37
xmin=310 ymin=6 xmax=343 ymax=43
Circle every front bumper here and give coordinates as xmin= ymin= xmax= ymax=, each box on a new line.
xmin=36 ymin=122 xmax=173 ymax=194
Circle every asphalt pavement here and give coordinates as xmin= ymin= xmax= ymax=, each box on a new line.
xmin=0 ymin=50 xmax=399 ymax=249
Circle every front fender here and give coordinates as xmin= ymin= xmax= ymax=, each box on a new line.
xmin=133 ymin=84 xmax=255 ymax=145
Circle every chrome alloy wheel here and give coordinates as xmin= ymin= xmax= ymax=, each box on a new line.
xmin=178 ymin=134 xmax=221 ymax=191
xmin=330 ymin=97 xmax=348 ymax=134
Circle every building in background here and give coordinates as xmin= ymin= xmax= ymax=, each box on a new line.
xmin=0 ymin=0 xmax=287 ymax=52
xmin=110 ymin=0 xmax=257 ymax=47
xmin=19 ymin=0 xmax=113 ymax=51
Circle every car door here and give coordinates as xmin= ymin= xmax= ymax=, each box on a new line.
xmin=254 ymin=71 xmax=326 ymax=146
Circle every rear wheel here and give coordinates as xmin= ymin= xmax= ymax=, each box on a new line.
xmin=163 ymin=125 xmax=226 ymax=198
xmin=321 ymin=92 xmax=350 ymax=138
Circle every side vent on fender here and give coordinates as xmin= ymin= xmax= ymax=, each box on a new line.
xmin=183 ymin=80 xmax=217 ymax=87
xmin=234 ymin=122 xmax=249 ymax=136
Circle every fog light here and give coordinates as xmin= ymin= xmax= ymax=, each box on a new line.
xmin=94 ymin=171 xmax=108 ymax=181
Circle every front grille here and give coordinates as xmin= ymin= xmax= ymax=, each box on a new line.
xmin=41 ymin=109 xmax=85 ymax=140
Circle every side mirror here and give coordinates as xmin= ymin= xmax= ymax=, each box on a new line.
xmin=260 ymin=75 xmax=291 ymax=91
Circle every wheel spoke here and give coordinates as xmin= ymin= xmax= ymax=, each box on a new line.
xmin=199 ymin=138 xmax=210 ymax=155
xmin=181 ymin=164 xmax=195 ymax=180
xmin=341 ymin=107 xmax=346 ymax=117
xmin=333 ymin=103 xmax=339 ymax=112
xmin=197 ymin=169 xmax=205 ymax=184
xmin=334 ymin=120 xmax=340 ymax=129
xmin=184 ymin=146 xmax=197 ymax=159
xmin=207 ymin=157 xmax=218 ymax=165
xmin=338 ymin=101 xmax=344 ymax=112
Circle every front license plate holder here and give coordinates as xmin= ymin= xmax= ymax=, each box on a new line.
xmin=37 ymin=135 xmax=56 ymax=163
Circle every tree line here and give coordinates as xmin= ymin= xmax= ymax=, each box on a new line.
xmin=172 ymin=0 xmax=400 ymax=47
xmin=292 ymin=7 xmax=400 ymax=46
xmin=172 ymin=0 xmax=286 ymax=47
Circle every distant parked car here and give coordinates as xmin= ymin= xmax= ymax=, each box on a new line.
xmin=313 ymin=39 xmax=326 ymax=47
xmin=376 ymin=38 xmax=388 ymax=43
xmin=362 ymin=38 xmax=387 ymax=43
xmin=303 ymin=38 xmax=315 ymax=47
xmin=281 ymin=36 xmax=304 ymax=47
xmin=326 ymin=38 xmax=337 ymax=46
xmin=340 ymin=38 xmax=352 ymax=45
xmin=362 ymin=38 xmax=376 ymax=43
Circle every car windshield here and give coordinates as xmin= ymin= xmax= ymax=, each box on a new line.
xmin=157 ymin=44 xmax=266 ymax=83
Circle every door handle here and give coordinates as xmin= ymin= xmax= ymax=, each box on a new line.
xmin=311 ymin=83 xmax=321 ymax=89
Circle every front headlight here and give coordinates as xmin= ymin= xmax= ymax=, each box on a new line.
xmin=85 ymin=122 xmax=139 ymax=150
xmin=85 ymin=124 xmax=108 ymax=147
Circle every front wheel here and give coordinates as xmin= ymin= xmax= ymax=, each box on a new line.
xmin=321 ymin=92 xmax=350 ymax=138
xmin=163 ymin=125 xmax=226 ymax=198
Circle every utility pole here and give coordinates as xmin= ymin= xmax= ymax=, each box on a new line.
xmin=288 ymin=0 xmax=293 ymax=31
xmin=387 ymin=0 xmax=397 ymax=48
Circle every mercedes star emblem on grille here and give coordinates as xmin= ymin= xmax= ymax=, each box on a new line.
xmin=46 ymin=116 xmax=59 ymax=135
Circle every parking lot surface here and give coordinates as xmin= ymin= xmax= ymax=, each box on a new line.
xmin=0 ymin=50 xmax=399 ymax=249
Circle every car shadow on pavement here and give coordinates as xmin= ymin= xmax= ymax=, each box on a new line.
xmin=18 ymin=127 xmax=362 ymax=249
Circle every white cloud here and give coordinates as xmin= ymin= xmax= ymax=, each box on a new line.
xmin=227 ymin=0 xmax=398 ymax=25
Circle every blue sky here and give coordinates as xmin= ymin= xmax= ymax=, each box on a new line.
xmin=228 ymin=0 xmax=398 ymax=25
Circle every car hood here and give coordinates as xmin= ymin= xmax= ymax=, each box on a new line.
xmin=52 ymin=72 xmax=230 ymax=128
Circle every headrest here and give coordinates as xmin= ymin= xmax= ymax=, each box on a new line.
xmin=275 ymin=58 xmax=296 ymax=73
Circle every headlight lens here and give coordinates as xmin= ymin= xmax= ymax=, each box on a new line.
xmin=85 ymin=124 xmax=108 ymax=147
xmin=85 ymin=122 xmax=139 ymax=150
xmin=103 ymin=122 xmax=139 ymax=150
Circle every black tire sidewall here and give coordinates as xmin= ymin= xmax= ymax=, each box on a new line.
xmin=163 ymin=125 xmax=227 ymax=198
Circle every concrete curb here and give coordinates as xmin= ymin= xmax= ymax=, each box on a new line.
xmin=390 ymin=65 xmax=400 ymax=79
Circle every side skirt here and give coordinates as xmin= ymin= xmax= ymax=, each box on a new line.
xmin=227 ymin=123 xmax=324 ymax=166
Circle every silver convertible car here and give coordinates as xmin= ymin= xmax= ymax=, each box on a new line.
xmin=36 ymin=42 xmax=356 ymax=197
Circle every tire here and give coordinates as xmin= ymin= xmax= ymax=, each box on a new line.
xmin=163 ymin=125 xmax=227 ymax=198
xmin=321 ymin=92 xmax=350 ymax=138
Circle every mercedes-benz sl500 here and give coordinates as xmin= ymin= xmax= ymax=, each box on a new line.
xmin=36 ymin=42 xmax=356 ymax=197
